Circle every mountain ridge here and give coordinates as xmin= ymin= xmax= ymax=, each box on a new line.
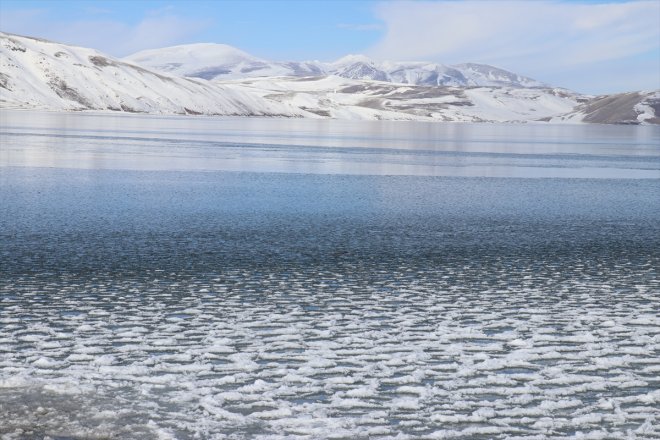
xmin=1 ymin=32 xmax=658 ymax=124
xmin=0 ymin=32 xmax=306 ymax=116
xmin=125 ymin=43 xmax=546 ymax=89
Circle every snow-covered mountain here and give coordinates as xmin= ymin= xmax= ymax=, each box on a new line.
xmin=0 ymin=33 xmax=304 ymax=116
xmin=1 ymin=33 xmax=657 ymax=124
xmin=454 ymin=63 xmax=544 ymax=88
xmin=125 ymin=44 xmax=546 ymax=88
xmin=222 ymin=76 xmax=578 ymax=122
xmin=126 ymin=44 xmax=324 ymax=81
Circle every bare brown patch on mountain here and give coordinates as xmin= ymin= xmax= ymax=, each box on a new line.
xmin=580 ymin=92 xmax=642 ymax=124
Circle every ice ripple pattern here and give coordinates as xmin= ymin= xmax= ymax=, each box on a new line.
xmin=1 ymin=261 xmax=659 ymax=440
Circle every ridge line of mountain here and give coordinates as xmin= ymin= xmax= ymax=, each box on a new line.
xmin=124 ymin=43 xmax=547 ymax=89
xmin=1 ymin=32 xmax=658 ymax=124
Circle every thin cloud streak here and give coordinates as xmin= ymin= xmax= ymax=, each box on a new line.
xmin=369 ymin=1 xmax=659 ymax=67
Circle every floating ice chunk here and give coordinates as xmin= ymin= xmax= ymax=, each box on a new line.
xmin=66 ymin=353 xmax=95 ymax=362
xmin=215 ymin=391 xmax=246 ymax=401
xmin=92 ymin=354 xmax=117 ymax=366
xmin=279 ymin=373 xmax=313 ymax=384
xmin=330 ymin=397 xmax=377 ymax=409
xmin=42 ymin=382 xmax=87 ymax=395
xmin=252 ymin=407 xmax=293 ymax=419
xmin=572 ymin=429 xmax=609 ymax=439
xmin=397 ymin=385 xmax=428 ymax=398
xmin=324 ymin=376 xmax=357 ymax=385
xmin=572 ymin=413 xmax=603 ymax=425
xmin=390 ymin=397 xmax=420 ymax=410
xmin=635 ymin=418 xmax=656 ymax=435
xmin=146 ymin=420 xmax=177 ymax=440
xmin=628 ymin=316 xmax=657 ymax=325
xmin=507 ymin=338 xmax=530 ymax=347
xmin=239 ymin=379 xmax=272 ymax=393
xmin=205 ymin=344 xmax=235 ymax=354
xmin=346 ymin=385 xmax=378 ymax=398
xmin=304 ymin=357 xmax=337 ymax=369
xmin=19 ymin=334 xmax=44 ymax=342
xmin=159 ymin=353 xmax=193 ymax=362
xmin=151 ymin=338 xmax=178 ymax=346
xmin=472 ymin=407 xmax=496 ymax=419
xmin=40 ymin=341 xmax=63 ymax=349
xmin=538 ymin=398 xmax=583 ymax=411
xmin=638 ymin=389 xmax=660 ymax=404
xmin=228 ymin=353 xmax=259 ymax=370
xmin=199 ymin=396 xmax=246 ymax=422
xmin=32 ymin=357 xmax=61 ymax=368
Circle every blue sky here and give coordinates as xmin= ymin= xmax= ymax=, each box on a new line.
xmin=1 ymin=0 xmax=658 ymax=94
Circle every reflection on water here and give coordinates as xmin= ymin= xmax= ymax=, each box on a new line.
xmin=0 ymin=111 xmax=659 ymax=439
xmin=1 ymin=110 xmax=659 ymax=178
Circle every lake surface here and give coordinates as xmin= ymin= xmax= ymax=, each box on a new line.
xmin=2 ymin=110 xmax=659 ymax=178
xmin=1 ymin=110 xmax=659 ymax=439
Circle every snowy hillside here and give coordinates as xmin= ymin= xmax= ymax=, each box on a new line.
xmin=455 ymin=63 xmax=545 ymax=88
xmin=0 ymin=33 xmax=304 ymax=116
xmin=550 ymin=91 xmax=660 ymax=125
xmin=127 ymin=44 xmax=324 ymax=81
xmin=1 ymin=33 xmax=657 ymax=124
xmin=125 ymin=43 xmax=546 ymax=88
xmin=222 ymin=76 xmax=579 ymax=122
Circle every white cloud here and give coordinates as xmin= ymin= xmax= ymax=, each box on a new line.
xmin=368 ymin=0 xmax=660 ymax=92
xmin=0 ymin=8 xmax=210 ymax=56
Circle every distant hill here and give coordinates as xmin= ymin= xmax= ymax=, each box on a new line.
xmin=126 ymin=43 xmax=547 ymax=88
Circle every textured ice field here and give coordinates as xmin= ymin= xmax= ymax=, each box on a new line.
xmin=1 ymin=263 xmax=659 ymax=439
xmin=1 ymin=166 xmax=659 ymax=439
xmin=2 ymin=116 xmax=660 ymax=439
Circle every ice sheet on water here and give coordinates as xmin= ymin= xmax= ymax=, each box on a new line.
xmin=1 ymin=264 xmax=659 ymax=440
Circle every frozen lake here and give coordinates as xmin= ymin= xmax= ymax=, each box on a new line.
xmin=1 ymin=111 xmax=659 ymax=439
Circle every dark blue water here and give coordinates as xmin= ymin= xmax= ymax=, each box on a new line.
xmin=2 ymin=168 xmax=658 ymax=276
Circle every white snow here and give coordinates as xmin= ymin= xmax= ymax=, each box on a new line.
xmin=223 ymin=75 xmax=580 ymax=122
xmin=0 ymin=32 xmax=306 ymax=117
xmin=125 ymin=44 xmax=546 ymax=88
xmin=2 ymin=33 xmax=657 ymax=124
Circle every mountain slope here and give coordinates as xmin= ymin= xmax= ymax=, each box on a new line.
xmin=551 ymin=91 xmax=660 ymax=124
xmin=126 ymin=43 xmax=266 ymax=80
xmin=126 ymin=44 xmax=324 ymax=81
xmin=2 ymin=33 xmax=657 ymax=124
xmin=0 ymin=33 xmax=304 ymax=116
xmin=222 ymin=76 xmax=579 ymax=122
xmin=124 ymin=44 xmax=546 ymax=88
xmin=455 ymin=63 xmax=544 ymax=88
